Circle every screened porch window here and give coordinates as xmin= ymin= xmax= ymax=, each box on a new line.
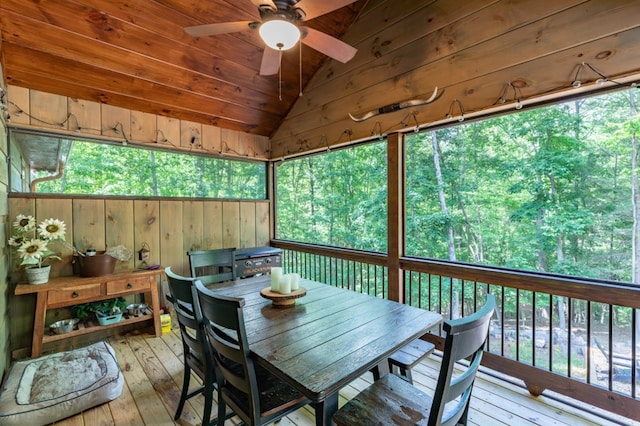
xmin=405 ymin=88 xmax=639 ymax=284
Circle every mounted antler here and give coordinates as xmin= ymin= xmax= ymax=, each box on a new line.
xmin=349 ymin=87 xmax=442 ymax=122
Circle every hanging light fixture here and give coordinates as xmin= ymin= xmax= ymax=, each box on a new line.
xmin=259 ymin=19 xmax=300 ymax=51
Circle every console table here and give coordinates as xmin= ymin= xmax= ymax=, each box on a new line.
xmin=15 ymin=269 xmax=164 ymax=358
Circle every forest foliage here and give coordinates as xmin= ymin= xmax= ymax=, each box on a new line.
xmin=277 ymin=89 xmax=640 ymax=285
xmin=34 ymin=143 xmax=266 ymax=199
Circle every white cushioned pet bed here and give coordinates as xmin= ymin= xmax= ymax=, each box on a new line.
xmin=0 ymin=341 xmax=123 ymax=426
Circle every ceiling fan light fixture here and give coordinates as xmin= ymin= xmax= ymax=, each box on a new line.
xmin=259 ymin=19 xmax=300 ymax=51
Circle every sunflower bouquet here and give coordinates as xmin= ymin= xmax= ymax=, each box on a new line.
xmin=8 ymin=214 xmax=66 ymax=268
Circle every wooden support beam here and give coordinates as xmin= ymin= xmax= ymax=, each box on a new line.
xmin=387 ymin=132 xmax=403 ymax=303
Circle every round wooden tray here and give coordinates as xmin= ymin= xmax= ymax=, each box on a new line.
xmin=260 ymin=287 xmax=307 ymax=308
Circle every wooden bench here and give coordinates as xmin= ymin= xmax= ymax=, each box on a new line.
xmin=387 ymin=338 xmax=435 ymax=383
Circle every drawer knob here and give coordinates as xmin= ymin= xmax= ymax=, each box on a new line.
xmin=127 ymin=283 xmax=133 ymax=289
xmin=72 ymin=291 xmax=79 ymax=298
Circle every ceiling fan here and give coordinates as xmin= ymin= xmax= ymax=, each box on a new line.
xmin=185 ymin=0 xmax=359 ymax=76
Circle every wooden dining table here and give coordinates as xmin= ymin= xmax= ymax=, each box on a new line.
xmin=207 ymin=275 xmax=442 ymax=426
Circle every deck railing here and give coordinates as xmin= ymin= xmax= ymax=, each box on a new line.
xmin=272 ymin=240 xmax=640 ymax=422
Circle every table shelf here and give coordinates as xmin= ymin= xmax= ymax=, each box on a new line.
xmin=43 ymin=313 xmax=154 ymax=344
xmin=15 ymin=269 xmax=164 ymax=358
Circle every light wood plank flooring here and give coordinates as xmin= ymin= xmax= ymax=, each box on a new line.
xmin=49 ymin=328 xmax=637 ymax=426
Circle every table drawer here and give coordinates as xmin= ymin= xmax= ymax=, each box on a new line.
xmin=48 ymin=283 xmax=103 ymax=305
xmin=107 ymin=276 xmax=151 ymax=295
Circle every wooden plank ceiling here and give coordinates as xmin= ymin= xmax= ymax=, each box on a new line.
xmin=1 ymin=0 xmax=640 ymax=159
xmin=0 ymin=0 xmax=366 ymax=137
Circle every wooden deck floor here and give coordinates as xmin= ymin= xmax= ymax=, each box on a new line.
xmin=50 ymin=328 xmax=637 ymax=426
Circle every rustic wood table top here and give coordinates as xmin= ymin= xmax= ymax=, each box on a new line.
xmin=208 ymin=275 xmax=442 ymax=426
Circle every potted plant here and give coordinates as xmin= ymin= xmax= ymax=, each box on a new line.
xmin=8 ymin=214 xmax=66 ymax=284
xmin=71 ymin=297 xmax=127 ymax=326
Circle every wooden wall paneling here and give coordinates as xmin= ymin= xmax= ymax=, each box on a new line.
xmin=180 ymin=120 xmax=202 ymax=149
xmin=202 ymin=201 xmax=223 ymax=249
xmin=221 ymin=128 xmax=239 ymax=156
xmin=130 ymin=110 xmax=157 ymax=144
xmin=275 ymin=25 xmax=640 ymax=155
xmin=221 ymin=201 xmax=240 ymax=249
xmin=6 ymin=85 xmax=29 ymax=125
xmin=239 ymin=202 xmax=256 ymax=248
xmin=156 ymin=115 xmax=180 ymax=147
xmin=270 ymin=0 xmax=613 ymax=154
xmin=29 ymin=90 xmax=67 ymax=130
xmin=134 ymin=200 xmax=160 ymax=269
xmin=271 ymin=0 xmax=498 ymax=142
xmin=256 ymin=202 xmax=270 ymax=246
xmin=202 ymin=124 xmax=222 ymax=154
xmin=238 ymin=133 xmax=269 ymax=158
xmin=183 ymin=201 xmax=203 ymax=253
xmin=68 ymin=97 xmax=101 ymax=135
xmin=102 ymin=103 xmax=131 ymax=140
xmin=159 ymin=200 xmax=184 ymax=275
xmin=72 ymin=199 xmax=106 ymax=252
xmin=105 ymin=199 xmax=135 ymax=271
xmin=36 ymin=198 xmax=73 ymax=278
xmin=8 ymin=197 xmax=35 ymax=350
xmin=256 ymin=134 xmax=270 ymax=158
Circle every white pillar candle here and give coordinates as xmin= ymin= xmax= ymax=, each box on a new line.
xmin=271 ymin=267 xmax=282 ymax=292
xmin=290 ymin=273 xmax=300 ymax=291
xmin=279 ymin=274 xmax=291 ymax=294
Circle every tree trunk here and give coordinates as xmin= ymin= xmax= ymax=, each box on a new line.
xmin=431 ymin=133 xmax=456 ymax=261
xmin=150 ymin=150 xmax=158 ymax=197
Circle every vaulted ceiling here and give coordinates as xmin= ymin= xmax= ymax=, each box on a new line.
xmin=1 ymin=0 xmax=640 ymax=160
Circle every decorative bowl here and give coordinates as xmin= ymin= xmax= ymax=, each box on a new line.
xmin=126 ymin=303 xmax=149 ymax=316
xmin=49 ymin=318 xmax=80 ymax=334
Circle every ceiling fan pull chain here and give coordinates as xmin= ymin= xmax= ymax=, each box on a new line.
xmin=299 ymin=38 xmax=303 ymax=97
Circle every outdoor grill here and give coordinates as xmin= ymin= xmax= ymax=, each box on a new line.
xmin=234 ymin=246 xmax=282 ymax=278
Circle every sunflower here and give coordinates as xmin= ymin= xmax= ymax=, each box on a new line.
xmin=38 ymin=218 xmax=67 ymax=240
xmin=8 ymin=235 xmax=26 ymax=247
xmin=13 ymin=214 xmax=35 ymax=232
xmin=17 ymin=239 xmax=49 ymax=262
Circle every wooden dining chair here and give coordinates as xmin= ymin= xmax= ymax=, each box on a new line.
xmin=165 ymin=267 xmax=233 ymax=425
xmin=188 ymin=248 xmax=236 ymax=285
xmin=165 ymin=267 xmax=214 ymax=423
xmin=334 ymin=294 xmax=496 ymax=426
xmin=194 ymin=280 xmax=310 ymax=426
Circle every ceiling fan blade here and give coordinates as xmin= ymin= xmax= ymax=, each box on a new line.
xmin=295 ymin=0 xmax=359 ymax=21
xmin=301 ymin=27 xmax=357 ymax=63
xmin=185 ymin=21 xmax=254 ymax=37
xmin=260 ymin=47 xmax=281 ymax=76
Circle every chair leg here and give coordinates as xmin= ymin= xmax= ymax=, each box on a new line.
xmin=217 ymin=396 xmax=227 ymax=426
xmin=202 ymin=380 xmax=214 ymax=426
xmin=175 ymin=364 xmax=192 ymax=420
